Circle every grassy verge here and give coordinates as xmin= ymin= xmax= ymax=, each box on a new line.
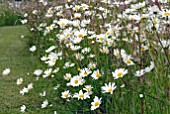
xmin=0 ymin=26 xmax=53 ymax=114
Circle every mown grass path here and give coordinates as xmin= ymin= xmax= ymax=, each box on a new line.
xmin=0 ymin=26 xmax=48 ymax=114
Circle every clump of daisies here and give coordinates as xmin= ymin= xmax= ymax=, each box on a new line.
xmin=18 ymin=0 xmax=170 ymax=113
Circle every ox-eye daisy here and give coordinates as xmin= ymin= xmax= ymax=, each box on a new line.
xmin=73 ymin=90 xmax=90 ymax=100
xmin=91 ymin=96 xmax=102 ymax=110
xmin=112 ymin=68 xmax=128 ymax=79
xmin=70 ymin=75 xmax=84 ymax=87
xmin=79 ymin=68 xmax=92 ymax=77
xmin=101 ymin=82 xmax=117 ymax=94
xmin=91 ymin=70 xmax=102 ymax=80
xmin=61 ymin=90 xmax=71 ymax=99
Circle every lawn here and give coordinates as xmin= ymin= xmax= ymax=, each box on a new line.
xmin=0 ymin=26 xmax=53 ymax=114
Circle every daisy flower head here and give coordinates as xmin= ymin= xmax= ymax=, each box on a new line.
xmin=57 ymin=19 xmax=69 ymax=28
xmin=17 ymin=77 xmax=23 ymax=85
xmin=91 ymin=96 xmax=102 ymax=110
xmin=101 ymin=82 xmax=116 ymax=94
xmin=122 ymin=55 xmax=134 ymax=66
xmin=88 ymin=62 xmax=96 ymax=69
xmin=29 ymin=45 xmax=36 ymax=52
xmin=64 ymin=73 xmax=72 ymax=81
xmin=79 ymin=68 xmax=92 ymax=77
xmin=112 ymin=68 xmax=128 ymax=79
xmin=73 ymin=90 xmax=90 ymax=100
xmin=70 ymin=75 xmax=84 ymax=87
xmin=41 ymin=100 xmax=48 ymax=108
xmin=100 ymin=46 xmax=109 ymax=54
xmin=83 ymin=85 xmax=93 ymax=92
xmin=2 ymin=68 xmax=10 ymax=76
xmin=74 ymin=29 xmax=87 ymax=39
xmin=33 ymin=69 xmax=43 ymax=76
xmin=20 ymin=105 xmax=26 ymax=113
xmin=74 ymin=13 xmax=81 ymax=19
xmin=81 ymin=3 xmax=89 ymax=10
xmin=43 ymin=68 xmax=52 ymax=78
xmin=61 ymin=90 xmax=71 ymax=99
xmin=91 ymin=69 xmax=102 ymax=80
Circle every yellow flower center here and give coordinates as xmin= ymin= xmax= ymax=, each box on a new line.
xmin=108 ymin=88 xmax=112 ymax=92
xmin=74 ymin=80 xmax=79 ymax=84
xmin=117 ymin=72 xmax=123 ymax=77
xmin=115 ymin=52 xmax=120 ymax=57
xmin=79 ymin=94 xmax=84 ymax=98
xmin=96 ymin=73 xmax=101 ymax=78
xmin=86 ymin=87 xmax=90 ymax=91
xmin=102 ymin=49 xmax=107 ymax=53
xmin=64 ymin=94 xmax=68 ymax=98
xmin=126 ymin=60 xmax=131 ymax=64
xmin=61 ymin=22 xmax=65 ymax=27
xmin=94 ymin=102 xmax=99 ymax=107
xmin=99 ymin=37 xmax=103 ymax=41
xmin=78 ymin=34 xmax=83 ymax=38
xmin=164 ymin=12 xmax=170 ymax=16
xmin=84 ymin=71 xmax=88 ymax=75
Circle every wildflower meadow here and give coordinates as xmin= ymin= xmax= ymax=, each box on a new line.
xmin=0 ymin=0 xmax=170 ymax=114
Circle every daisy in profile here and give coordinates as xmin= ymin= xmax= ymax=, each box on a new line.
xmin=91 ymin=96 xmax=102 ymax=110
xmin=61 ymin=90 xmax=71 ymax=99
xmin=112 ymin=68 xmax=128 ymax=79
xmin=101 ymin=82 xmax=116 ymax=94
xmin=91 ymin=70 xmax=102 ymax=80
xmin=73 ymin=90 xmax=90 ymax=100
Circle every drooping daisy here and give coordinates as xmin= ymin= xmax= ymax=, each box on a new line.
xmin=73 ymin=90 xmax=90 ymax=100
xmin=91 ymin=96 xmax=102 ymax=110
xmin=112 ymin=68 xmax=128 ymax=79
xmin=101 ymin=82 xmax=117 ymax=94
xmin=91 ymin=70 xmax=102 ymax=80
xmin=61 ymin=90 xmax=71 ymax=99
